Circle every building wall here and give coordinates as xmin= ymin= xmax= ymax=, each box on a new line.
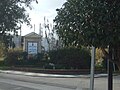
xmin=12 ymin=35 xmax=22 ymax=48
xmin=23 ymin=33 xmax=42 ymax=54
xmin=24 ymin=37 xmax=41 ymax=53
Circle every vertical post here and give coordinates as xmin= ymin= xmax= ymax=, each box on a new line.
xmin=39 ymin=23 xmax=42 ymax=36
xmin=90 ymin=46 xmax=96 ymax=90
xmin=108 ymin=46 xmax=113 ymax=90
xmin=34 ymin=24 xmax=35 ymax=32
xmin=20 ymin=24 xmax=22 ymax=36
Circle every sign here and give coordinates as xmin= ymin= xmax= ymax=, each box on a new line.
xmin=28 ymin=42 xmax=38 ymax=54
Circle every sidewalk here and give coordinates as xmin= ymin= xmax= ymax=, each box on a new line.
xmin=0 ymin=70 xmax=108 ymax=78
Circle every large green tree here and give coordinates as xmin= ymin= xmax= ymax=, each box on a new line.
xmin=0 ymin=0 xmax=38 ymax=48
xmin=54 ymin=0 xmax=120 ymax=70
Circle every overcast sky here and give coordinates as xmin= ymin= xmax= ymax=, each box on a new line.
xmin=21 ymin=0 xmax=66 ymax=36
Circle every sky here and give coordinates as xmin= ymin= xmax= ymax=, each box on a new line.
xmin=21 ymin=0 xmax=66 ymax=36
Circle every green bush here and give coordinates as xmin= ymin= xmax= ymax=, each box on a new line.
xmin=48 ymin=47 xmax=91 ymax=69
xmin=3 ymin=47 xmax=91 ymax=69
xmin=27 ymin=53 xmax=44 ymax=66
xmin=4 ymin=50 xmax=28 ymax=66
xmin=4 ymin=50 xmax=45 ymax=66
xmin=0 ymin=61 xmax=4 ymax=66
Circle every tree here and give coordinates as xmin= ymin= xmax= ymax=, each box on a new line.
xmin=54 ymin=0 xmax=120 ymax=70
xmin=0 ymin=41 xmax=6 ymax=58
xmin=0 ymin=0 xmax=38 ymax=48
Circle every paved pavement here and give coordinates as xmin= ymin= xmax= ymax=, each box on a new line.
xmin=0 ymin=70 xmax=120 ymax=90
xmin=0 ymin=70 xmax=108 ymax=78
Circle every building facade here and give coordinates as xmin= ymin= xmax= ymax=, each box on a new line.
xmin=23 ymin=32 xmax=42 ymax=54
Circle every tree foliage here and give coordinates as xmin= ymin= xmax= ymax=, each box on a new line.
xmin=0 ymin=41 xmax=6 ymax=57
xmin=54 ymin=0 xmax=120 ymax=70
xmin=54 ymin=0 xmax=120 ymax=47
xmin=0 ymin=0 xmax=37 ymax=48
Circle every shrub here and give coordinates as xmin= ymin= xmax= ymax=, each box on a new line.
xmin=4 ymin=50 xmax=45 ymax=66
xmin=27 ymin=53 xmax=44 ymax=66
xmin=4 ymin=50 xmax=28 ymax=66
xmin=3 ymin=47 xmax=91 ymax=69
xmin=48 ymin=47 xmax=91 ymax=69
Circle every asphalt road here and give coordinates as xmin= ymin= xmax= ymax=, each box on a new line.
xmin=0 ymin=73 xmax=77 ymax=90
xmin=0 ymin=72 xmax=120 ymax=90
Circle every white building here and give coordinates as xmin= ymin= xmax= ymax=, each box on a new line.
xmin=12 ymin=32 xmax=60 ymax=53
xmin=23 ymin=32 xmax=42 ymax=54
xmin=12 ymin=35 xmax=22 ymax=48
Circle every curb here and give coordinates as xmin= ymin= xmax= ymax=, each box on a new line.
xmin=0 ymin=70 xmax=109 ymax=78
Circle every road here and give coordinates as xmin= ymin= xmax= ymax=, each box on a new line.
xmin=0 ymin=73 xmax=77 ymax=90
xmin=0 ymin=72 xmax=120 ymax=90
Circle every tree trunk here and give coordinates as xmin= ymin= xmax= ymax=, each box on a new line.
xmin=113 ymin=44 xmax=120 ymax=71
xmin=116 ymin=62 xmax=120 ymax=70
xmin=101 ymin=44 xmax=120 ymax=71
xmin=108 ymin=45 xmax=113 ymax=90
